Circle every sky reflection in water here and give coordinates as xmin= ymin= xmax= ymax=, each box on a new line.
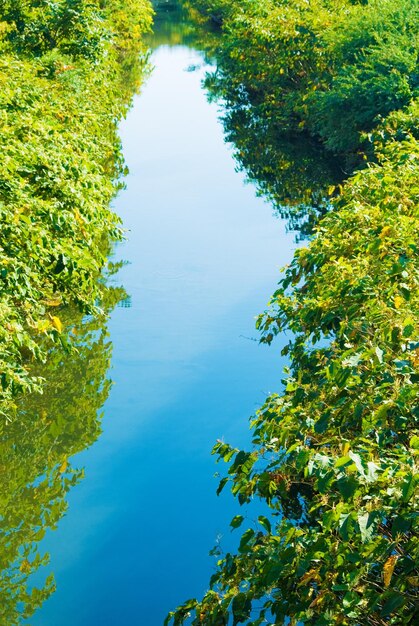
xmin=31 ymin=25 xmax=296 ymax=626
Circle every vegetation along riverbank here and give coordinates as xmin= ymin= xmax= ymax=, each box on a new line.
xmin=0 ymin=0 xmax=152 ymax=621
xmin=168 ymin=1 xmax=419 ymax=624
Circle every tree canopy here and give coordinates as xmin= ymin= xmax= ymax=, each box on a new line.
xmin=0 ymin=0 xmax=152 ymax=417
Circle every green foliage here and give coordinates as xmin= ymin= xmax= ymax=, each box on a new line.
xmin=0 ymin=0 xmax=107 ymax=60
xmin=186 ymin=0 xmax=419 ymax=157
xmin=0 ymin=0 xmax=153 ymax=416
xmin=150 ymin=0 xmax=201 ymax=49
xmin=167 ymin=1 xmax=419 ymax=624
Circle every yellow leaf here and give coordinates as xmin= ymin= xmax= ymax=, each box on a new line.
xmin=59 ymin=459 xmax=68 ymax=474
xmin=20 ymin=560 xmax=31 ymax=574
xmin=383 ymin=555 xmax=398 ymax=588
xmin=379 ymin=225 xmax=392 ymax=239
xmin=35 ymin=320 xmax=51 ymax=334
xmin=327 ymin=185 xmax=335 ymax=196
xmin=394 ymin=296 xmax=403 ymax=309
xmin=342 ymin=442 xmax=350 ymax=455
xmin=44 ymin=298 xmax=62 ymax=307
xmin=298 ymin=569 xmax=321 ymax=586
xmin=74 ymin=209 xmax=85 ymax=224
xmin=410 ymin=350 xmax=419 ymax=368
xmin=51 ymin=316 xmax=63 ymax=333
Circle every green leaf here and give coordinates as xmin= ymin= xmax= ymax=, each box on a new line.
xmin=339 ymin=513 xmax=354 ymax=541
xmin=357 ymin=511 xmax=376 ymax=543
xmin=402 ymin=473 xmax=418 ymax=502
xmin=337 ymin=475 xmax=359 ymax=501
xmin=343 ymin=591 xmax=362 ymax=609
xmin=380 ymin=592 xmax=405 ymax=617
xmin=232 ymin=592 xmax=251 ymax=625
xmin=375 ymin=346 xmax=384 ymax=363
xmin=239 ymin=529 xmax=255 ymax=552
xmin=230 ymin=515 xmax=244 ymax=529
xmin=391 ymin=514 xmax=412 ymax=537
xmin=216 ymin=477 xmax=229 ymax=496
xmin=403 ymin=323 xmax=415 ymax=337
xmin=258 ymin=515 xmax=271 ymax=533
xmin=335 ymin=455 xmax=353 ymax=469
xmin=318 ymin=470 xmax=335 ymax=493
xmin=230 ymin=451 xmax=252 ymax=473
xmin=348 ymin=451 xmax=365 ymax=477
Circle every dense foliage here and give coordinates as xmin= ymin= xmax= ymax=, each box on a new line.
xmin=0 ymin=0 xmax=152 ymax=620
xmin=168 ymin=1 xmax=419 ymax=624
xmin=0 ymin=0 xmax=152 ymax=416
xmin=188 ymin=0 xmax=418 ymax=156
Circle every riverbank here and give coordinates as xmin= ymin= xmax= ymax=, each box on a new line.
xmin=0 ymin=0 xmax=153 ymax=417
xmin=169 ymin=1 xmax=419 ymax=624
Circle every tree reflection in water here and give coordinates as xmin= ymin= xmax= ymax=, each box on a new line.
xmin=0 ymin=285 xmax=124 ymax=624
xmin=153 ymin=0 xmax=342 ymax=239
xmin=203 ymin=77 xmax=345 ymax=239
xmin=177 ymin=0 xmax=346 ymax=238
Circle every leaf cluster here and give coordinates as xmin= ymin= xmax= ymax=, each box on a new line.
xmin=186 ymin=0 xmax=419 ymax=157
xmin=0 ymin=0 xmax=152 ymax=416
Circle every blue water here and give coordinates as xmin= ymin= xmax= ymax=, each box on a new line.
xmin=31 ymin=41 xmax=296 ymax=626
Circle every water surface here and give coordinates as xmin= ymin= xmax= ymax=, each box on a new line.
xmin=31 ymin=12 xmax=296 ymax=626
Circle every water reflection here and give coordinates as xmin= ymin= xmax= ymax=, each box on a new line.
xmin=179 ymin=0 xmax=344 ymax=237
xmin=153 ymin=0 xmax=342 ymax=237
xmin=27 ymin=3 xmax=297 ymax=622
xmin=0 ymin=287 xmax=123 ymax=624
xmin=210 ymin=106 xmax=343 ymax=237
xmin=149 ymin=0 xmax=198 ymax=49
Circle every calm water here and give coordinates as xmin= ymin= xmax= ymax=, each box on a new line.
xmin=30 ymin=10 xmax=296 ymax=626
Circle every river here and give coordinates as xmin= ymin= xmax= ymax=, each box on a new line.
xmin=29 ymin=4 xmax=296 ymax=625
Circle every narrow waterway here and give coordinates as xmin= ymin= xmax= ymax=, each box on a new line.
xmin=31 ymin=9 xmax=296 ymax=626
